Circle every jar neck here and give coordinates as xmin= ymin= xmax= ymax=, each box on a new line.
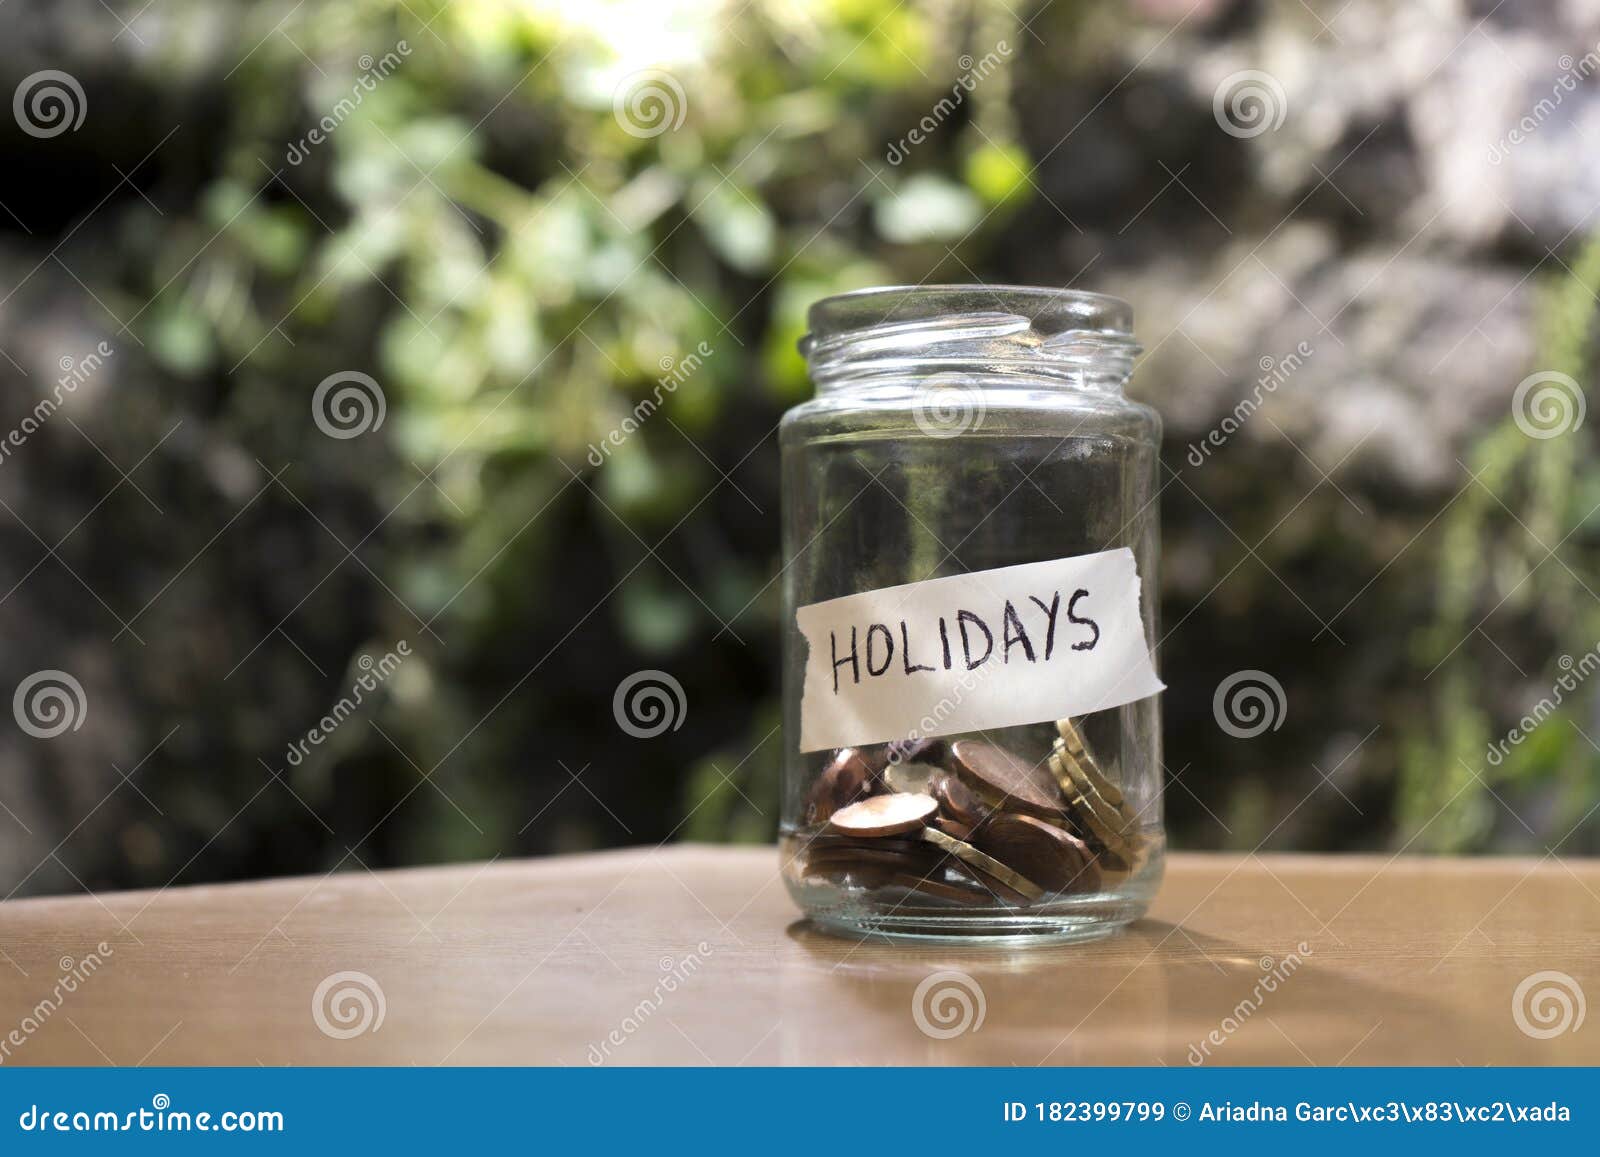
xmin=801 ymin=286 xmax=1140 ymax=394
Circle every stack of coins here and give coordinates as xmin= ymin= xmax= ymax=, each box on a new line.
xmin=798 ymin=718 xmax=1141 ymax=907
xmin=1047 ymin=719 xmax=1143 ymax=873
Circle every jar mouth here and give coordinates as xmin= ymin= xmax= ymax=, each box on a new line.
xmin=801 ymin=284 xmax=1141 ymax=390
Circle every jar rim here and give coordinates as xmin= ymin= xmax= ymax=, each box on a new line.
xmin=801 ymin=284 xmax=1140 ymax=388
xmin=805 ymin=284 xmax=1133 ymax=341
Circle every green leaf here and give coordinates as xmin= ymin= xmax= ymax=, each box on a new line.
xmin=146 ymin=303 xmax=214 ymax=375
xmin=965 ymin=140 xmax=1032 ymax=206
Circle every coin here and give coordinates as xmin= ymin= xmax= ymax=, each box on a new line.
xmin=1049 ymin=720 xmax=1126 ymax=800
xmin=971 ymin=812 xmax=1100 ymax=894
xmin=1049 ymin=747 xmax=1131 ymax=829
xmin=932 ymin=815 xmax=975 ymax=841
xmin=931 ymin=770 xmax=985 ymax=825
xmin=803 ymin=747 xmax=880 ymax=825
xmin=1049 ymin=753 xmax=1131 ymax=854
xmin=1098 ymin=841 xmax=1137 ymax=875
xmin=804 ymin=846 xmax=945 ymax=876
xmin=1052 ymin=740 xmax=1136 ymax=833
xmin=1055 ymin=719 xmax=1125 ymax=808
xmin=949 ymin=739 xmax=1064 ymax=818
xmin=827 ymin=792 xmax=938 ymax=837
xmin=936 ymin=856 xmax=1036 ymax=905
xmin=885 ymin=873 xmax=992 ymax=905
xmin=919 ymin=825 xmax=1045 ymax=902
xmin=936 ymin=850 xmax=1037 ymax=906
xmin=803 ymin=833 xmax=930 ymax=857
xmin=883 ymin=760 xmax=940 ymax=796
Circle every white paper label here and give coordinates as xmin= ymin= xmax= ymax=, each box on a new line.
xmin=796 ymin=547 xmax=1163 ymax=752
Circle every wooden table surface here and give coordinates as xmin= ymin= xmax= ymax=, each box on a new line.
xmin=0 ymin=847 xmax=1595 ymax=1066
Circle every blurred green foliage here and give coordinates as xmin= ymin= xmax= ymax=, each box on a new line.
xmin=135 ymin=0 xmax=1042 ymax=866
xmin=16 ymin=0 xmax=1592 ymax=886
xmin=1405 ymin=236 xmax=1600 ymax=852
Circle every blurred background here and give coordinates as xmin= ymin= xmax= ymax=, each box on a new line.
xmin=1 ymin=0 xmax=1598 ymax=898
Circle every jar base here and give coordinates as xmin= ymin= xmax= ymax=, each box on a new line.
xmin=808 ymin=908 xmax=1141 ymax=945
xmin=786 ymin=846 xmax=1163 ymax=946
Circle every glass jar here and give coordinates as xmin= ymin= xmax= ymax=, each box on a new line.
xmin=779 ymin=285 xmax=1164 ymax=943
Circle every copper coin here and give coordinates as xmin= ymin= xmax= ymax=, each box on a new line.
xmin=803 ymin=833 xmax=930 ymax=857
xmin=950 ymin=740 xmax=1064 ymax=818
xmin=827 ymin=792 xmax=938 ymax=837
xmin=932 ymin=815 xmax=974 ymax=841
xmin=804 ymin=832 xmax=944 ymax=859
xmin=931 ymin=770 xmax=985 ymax=825
xmin=803 ymin=748 xmax=878 ymax=825
xmin=971 ymin=812 xmax=1100 ymax=894
xmin=804 ymin=846 xmax=945 ymax=877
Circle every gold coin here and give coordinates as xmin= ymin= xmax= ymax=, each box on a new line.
xmin=1049 ymin=754 xmax=1132 ymax=854
xmin=1052 ymin=743 xmax=1138 ymax=835
xmin=1056 ymin=718 xmax=1124 ymax=807
xmin=919 ymin=825 xmax=1045 ymax=902
xmin=932 ymin=815 xmax=975 ymax=841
